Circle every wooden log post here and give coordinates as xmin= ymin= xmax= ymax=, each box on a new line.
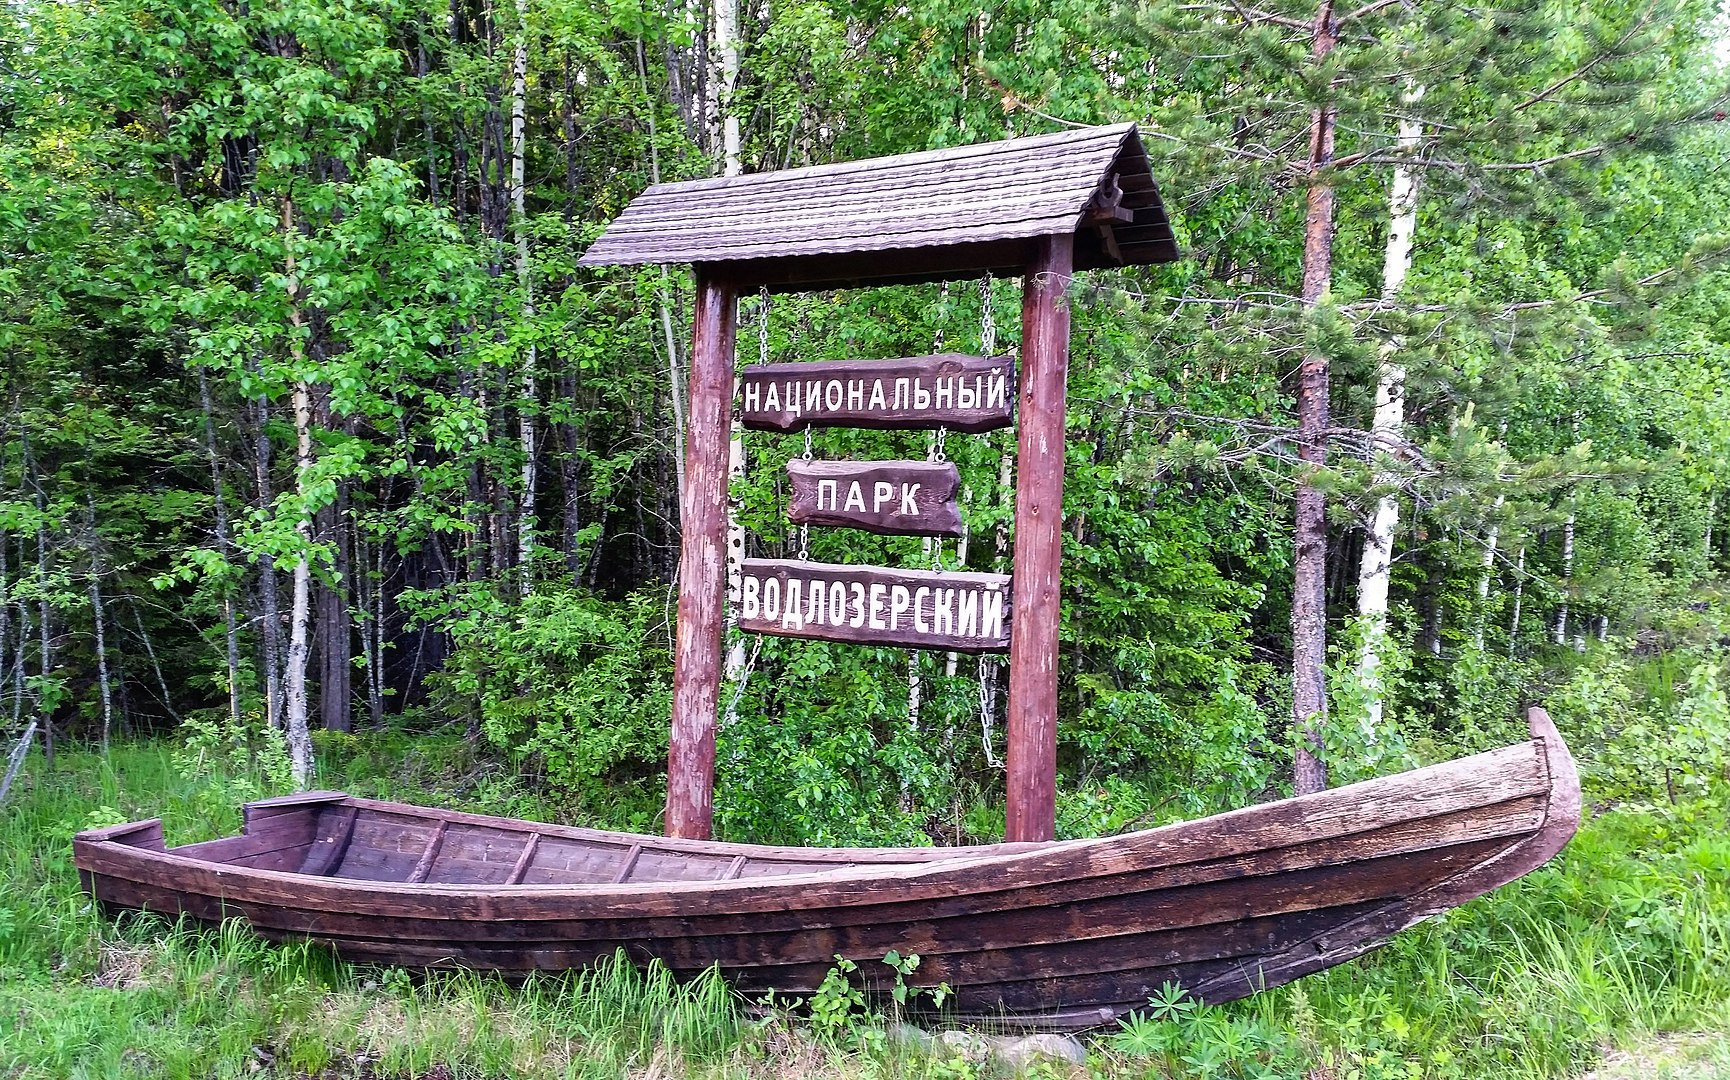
xmin=666 ymin=271 xmax=738 ymax=840
xmin=1005 ymin=235 xmax=1073 ymax=843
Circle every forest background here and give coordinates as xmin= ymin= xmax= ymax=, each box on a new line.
xmin=3 ymin=0 xmax=1730 ymax=1076
xmin=1 ymin=0 xmax=1727 ymax=838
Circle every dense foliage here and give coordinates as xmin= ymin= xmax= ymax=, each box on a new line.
xmin=0 ymin=0 xmax=1727 ymax=841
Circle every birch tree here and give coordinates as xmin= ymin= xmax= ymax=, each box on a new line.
xmin=1356 ymin=85 xmax=1424 ymax=731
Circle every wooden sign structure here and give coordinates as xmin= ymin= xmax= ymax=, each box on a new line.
xmin=577 ymin=122 xmax=1180 ymax=842
xmin=741 ymin=354 xmax=1014 ymax=433
xmin=786 ymin=459 xmax=962 ymax=537
xmin=738 ymin=559 xmax=1011 ymax=652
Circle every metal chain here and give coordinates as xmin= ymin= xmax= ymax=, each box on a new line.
xmin=933 ymin=281 xmax=949 ymax=352
xmin=803 ymin=425 xmax=813 ymax=460
xmin=978 ymin=656 xmax=999 ymax=768
xmin=979 ymin=272 xmax=997 ymax=357
xmin=758 ymin=285 xmax=771 ymax=364
xmin=721 ymin=635 xmax=762 ymax=727
xmin=798 ymin=522 xmax=810 ymax=562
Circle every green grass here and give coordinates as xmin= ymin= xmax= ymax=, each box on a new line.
xmin=1581 ymin=1009 xmax=1730 ymax=1080
xmin=1 ymin=740 xmax=1726 ymax=1079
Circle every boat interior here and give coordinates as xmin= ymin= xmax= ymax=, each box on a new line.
xmin=122 ymin=794 xmax=964 ymax=887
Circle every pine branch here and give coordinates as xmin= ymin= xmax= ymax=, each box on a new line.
xmin=1139 ymin=127 xmax=1281 ymax=165
xmin=1513 ymin=8 xmax=1657 ymax=114
xmin=1171 ymin=1 xmax=1313 ymax=33
xmin=1340 ymin=0 xmax=1403 ymax=23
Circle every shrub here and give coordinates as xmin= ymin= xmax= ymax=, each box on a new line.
xmin=430 ymin=585 xmax=673 ymax=824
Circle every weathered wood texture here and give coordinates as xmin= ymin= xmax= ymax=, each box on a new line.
xmin=74 ymin=712 xmax=1578 ymax=1031
xmin=1005 ymin=235 xmax=1074 ymax=844
xmin=736 ymin=558 xmax=1010 ymax=653
xmin=666 ymin=272 xmax=737 ymax=841
xmin=577 ymin=124 xmax=1178 ymax=291
xmin=741 ymin=355 xmax=1013 ymax=434
xmin=786 ymin=460 xmax=962 ymax=537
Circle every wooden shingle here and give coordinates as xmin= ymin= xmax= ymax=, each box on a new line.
xmin=578 ymin=123 xmax=1177 ymax=291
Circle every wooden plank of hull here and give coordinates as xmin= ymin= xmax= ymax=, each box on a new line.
xmin=79 ymin=795 xmax=1541 ymax=957
xmin=75 ymin=739 xmax=1551 ymax=928
xmin=79 ymin=824 xmax=1520 ymax=1001
xmin=298 ymin=807 xmax=359 ymax=877
xmin=73 ymin=711 xmax=1581 ymax=1028
xmin=281 ymin=899 xmax=1386 ymax=983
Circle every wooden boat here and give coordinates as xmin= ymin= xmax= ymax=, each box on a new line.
xmin=74 ymin=708 xmax=1578 ymax=1030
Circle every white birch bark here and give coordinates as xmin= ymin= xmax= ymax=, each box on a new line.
xmin=286 ymin=382 xmax=315 ymax=788
xmin=634 ymin=41 xmax=688 ymax=508
xmin=88 ymin=556 xmax=113 ymax=754
xmin=1355 ymin=85 xmax=1424 ymax=729
xmin=1475 ymin=493 xmax=1504 ymax=649
xmin=716 ymin=0 xmax=748 ymax=678
xmin=716 ymin=0 xmax=741 ymax=175
xmin=512 ymin=0 xmax=537 ymax=591
xmin=251 ymin=392 xmax=284 ymax=731
xmin=1508 ymin=544 xmax=1526 ymax=654
xmin=1553 ymin=511 xmax=1575 ymax=646
xmin=281 ymin=196 xmax=314 ymax=789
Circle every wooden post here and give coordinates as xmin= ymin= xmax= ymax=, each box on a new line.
xmin=1005 ymin=235 xmax=1072 ymax=843
xmin=665 ymin=270 xmax=737 ymax=840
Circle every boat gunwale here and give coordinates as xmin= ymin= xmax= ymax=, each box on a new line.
xmin=74 ymin=718 xmax=1567 ymax=913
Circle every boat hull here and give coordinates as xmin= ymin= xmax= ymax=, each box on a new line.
xmin=74 ymin=710 xmax=1579 ymax=1029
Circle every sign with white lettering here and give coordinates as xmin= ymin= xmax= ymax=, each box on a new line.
xmin=740 ymin=354 xmax=1014 ymax=433
xmin=737 ymin=559 xmax=1011 ymax=653
xmin=786 ymin=459 xmax=962 ymax=537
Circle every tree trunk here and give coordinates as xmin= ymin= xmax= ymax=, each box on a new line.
xmin=1355 ymin=83 xmax=1424 ymax=729
xmin=198 ymin=367 xmax=244 ymax=725
xmin=1553 ymin=509 xmax=1575 ymax=646
xmin=559 ymin=358 xmax=585 ymax=576
xmin=282 ymin=195 xmax=315 ymax=788
xmin=1292 ymin=0 xmax=1338 ymax=797
xmin=86 ymin=513 xmax=114 ymax=755
xmin=712 ymin=3 xmax=745 ymax=676
xmin=0 ymin=720 xmax=36 ymax=807
xmin=26 ymin=439 xmax=53 ymax=767
xmin=636 ymin=41 xmax=689 ymax=514
xmin=1703 ymin=492 xmax=1715 ymax=562
xmin=512 ymin=0 xmax=537 ymax=592
xmin=251 ymin=391 xmax=285 ymax=731
xmin=369 ymin=536 xmax=387 ymax=727
xmin=128 ymin=600 xmax=180 ymax=724
xmin=1420 ymin=560 xmax=1443 ymax=657
xmin=1509 ymin=544 xmax=1526 ymax=655
xmin=0 ymin=463 xmax=7 ymax=715
xmin=716 ymin=0 xmax=741 ymax=173
xmin=1475 ymin=493 xmax=1505 ymax=649
xmin=318 ymin=479 xmax=352 ymax=732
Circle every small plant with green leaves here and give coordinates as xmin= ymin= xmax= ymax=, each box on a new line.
xmin=171 ymin=710 xmax=293 ymax=827
xmin=882 ymin=948 xmax=951 ymax=1025
xmin=1108 ymin=982 xmax=1304 ymax=1079
xmin=809 ymin=954 xmax=869 ymax=1042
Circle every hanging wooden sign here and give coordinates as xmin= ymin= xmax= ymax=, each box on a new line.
xmin=741 ymin=353 xmax=1014 ymax=433
xmin=786 ymin=459 xmax=962 ymax=537
xmin=737 ymin=558 xmax=1011 ymax=653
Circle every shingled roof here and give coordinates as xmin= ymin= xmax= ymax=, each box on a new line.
xmin=578 ymin=123 xmax=1178 ymax=291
